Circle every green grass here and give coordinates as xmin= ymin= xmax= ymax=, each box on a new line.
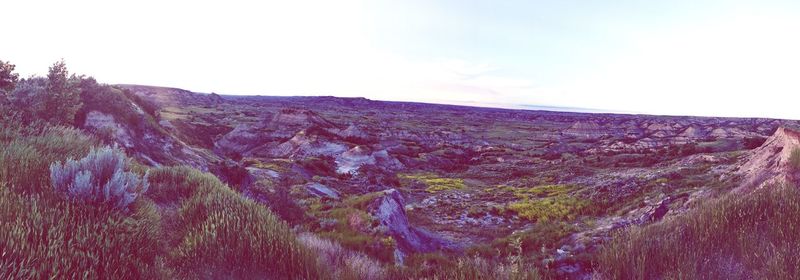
xmin=148 ymin=166 xmax=326 ymax=279
xmin=0 ymin=187 xmax=168 ymax=279
xmin=598 ymin=183 xmax=800 ymax=279
xmin=399 ymin=172 xmax=466 ymax=193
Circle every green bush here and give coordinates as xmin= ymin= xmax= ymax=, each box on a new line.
xmin=50 ymin=146 xmax=149 ymax=209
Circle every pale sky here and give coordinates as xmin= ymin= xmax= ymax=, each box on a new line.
xmin=4 ymin=0 xmax=800 ymax=119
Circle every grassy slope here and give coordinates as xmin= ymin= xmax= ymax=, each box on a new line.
xmin=0 ymin=123 xmax=325 ymax=279
xmin=599 ymin=183 xmax=800 ymax=279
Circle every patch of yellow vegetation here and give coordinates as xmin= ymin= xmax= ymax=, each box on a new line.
xmin=243 ymin=158 xmax=290 ymax=173
xmin=399 ymin=173 xmax=466 ymax=193
xmin=494 ymin=184 xmax=588 ymax=222
xmin=508 ymin=195 xmax=589 ymax=222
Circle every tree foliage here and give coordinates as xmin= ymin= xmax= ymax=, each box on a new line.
xmin=0 ymin=59 xmax=18 ymax=95
xmin=7 ymin=60 xmax=82 ymax=125
xmin=43 ymin=60 xmax=82 ymax=125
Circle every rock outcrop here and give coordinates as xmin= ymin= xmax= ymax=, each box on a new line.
xmin=305 ymin=183 xmax=340 ymax=199
xmin=367 ymin=189 xmax=454 ymax=262
xmin=83 ymin=111 xmax=135 ymax=148
xmin=736 ymin=126 xmax=800 ymax=190
xmin=83 ymin=110 xmax=217 ymax=170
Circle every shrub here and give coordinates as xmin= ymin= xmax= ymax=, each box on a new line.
xmin=50 ymin=146 xmax=148 ymax=209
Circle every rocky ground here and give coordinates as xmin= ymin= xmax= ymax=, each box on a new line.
xmin=97 ymin=85 xmax=800 ymax=278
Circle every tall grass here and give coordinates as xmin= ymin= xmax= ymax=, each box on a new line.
xmin=0 ymin=184 xmax=167 ymax=279
xmin=149 ymin=166 xmax=327 ymax=279
xmin=0 ymin=124 xmax=97 ymax=194
xmin=598 ymin=184 xmax=800 ymax=279
xmin=0 ymin=122 xmax=166 ymax=278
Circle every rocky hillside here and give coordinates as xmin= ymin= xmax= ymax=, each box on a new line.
xmin=736 ymin=126 xmax=800 ymax=190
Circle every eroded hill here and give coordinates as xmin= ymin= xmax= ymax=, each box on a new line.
xmin=97 ymin=85 xmax=798 ymax=278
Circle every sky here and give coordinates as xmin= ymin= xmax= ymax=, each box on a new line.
xmin=3 ymin=0 xmax=800 ymax=119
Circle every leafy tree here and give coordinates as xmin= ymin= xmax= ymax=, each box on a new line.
xmin=8 ymin=77 xmax=48 ymax=122
xmin=8 ymin=60 xmax=83 ymax=125
xmin=42 ymin=60 xmax=82 ymax=125
xmin=0 ymin=59 xmax=18 ymax=95
xmin=0 ymin=60 xmax=19 ymax=118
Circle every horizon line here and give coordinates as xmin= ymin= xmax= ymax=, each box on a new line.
xmin=117 ymin=83 xmax=794 ymax=121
